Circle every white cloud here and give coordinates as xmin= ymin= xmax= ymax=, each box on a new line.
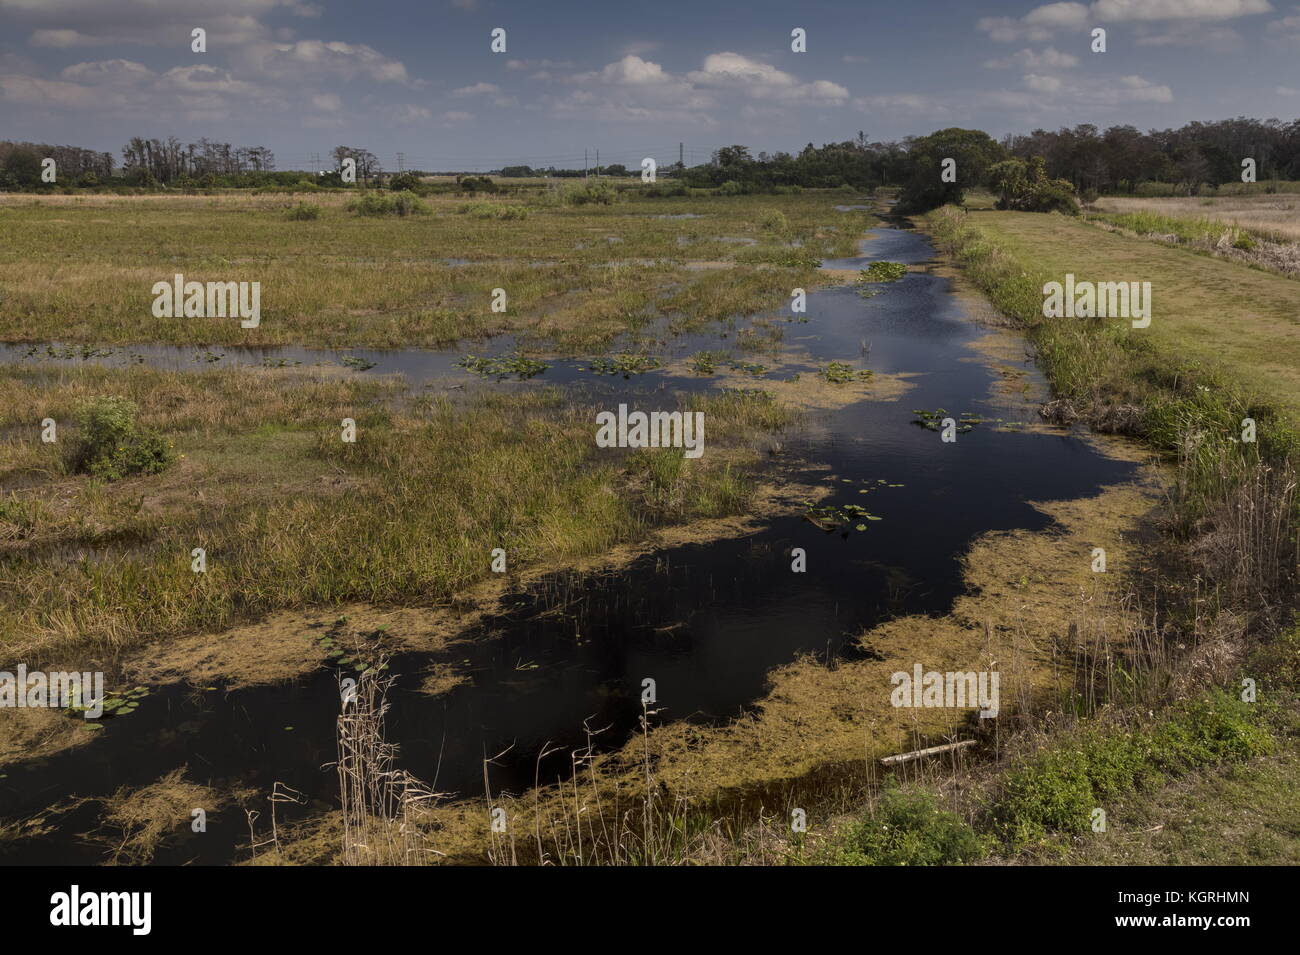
xmin=984 ymin=46 xmax=1080 ymax=68
xmin=311 ymin=92 xmax=341 ymax=111
xmin=1091 ymin=0 xmax=1272 ymax=21
xmin=59 ymin=58 xmax=154 ymax=85
xmin=385 ymin=103 xmax=432 ymax=123
xmin=452 ymin=82 xmax=500 ymax=96
xmin=983 ymin=0 xmax=1271 ymax=41
xmin=238 ymin=39 xmax=411 ymax=84
xmin=687 ymin=52 xmax=849 ymax=104
xmin=1025 ymin=72 xmax=1064 ymax=92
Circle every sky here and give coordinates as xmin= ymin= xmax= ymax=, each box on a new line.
xmin=1 ymin=0 xmax=1298 ymax=172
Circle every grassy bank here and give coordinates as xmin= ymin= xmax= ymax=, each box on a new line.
xmin=797 ymin=205 xmax=1300 ymax=866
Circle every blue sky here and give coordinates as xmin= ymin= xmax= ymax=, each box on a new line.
xmin=1 ymin=0 xmax=1298 ymax=171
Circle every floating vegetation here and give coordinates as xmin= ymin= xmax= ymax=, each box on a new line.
xmin=689 ymin=351 xmax=723 ymax=374
xmin=313 ymin=630 xmax=389 ymax=674
xmin=859 ymin=261 xmax=908 ymax=283
xmin=457 ymin=352 xmax=550 ymax=381
xmin=192 ymin=351 xmax=224 ymax=364
xmin=586 ymin=353 xmax=662 ymax=378
xmin=821 ymin=361 xmax=874 ymax=384
xmin=856 ymin=261 xmax=908 ymax=298
xmin=687 ymin=351 xmax=768 ymax=377
xmin=24 ymin=344 xmax=117 ymax=361
xmin=339 ymin=355 xmax=377 ymax=371
xmin=727 ymin=359 xmax=768 ymax=377
xmin=912 ymin=408 xmax=984 ymax=433
xmin=801 ymin=499 xmax=884 ymax=533
xmin=69 ymin=685 xmax=149 ymax=726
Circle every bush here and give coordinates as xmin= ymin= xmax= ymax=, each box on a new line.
xmin=758 ymin=209 xmax=788 ymax=232
xmin=459 ymin=201 xmax=528 ymax=220
xmin=388 ymin=172 xmax=424 ymax=193
xmin=346 ymin=189 xmax=429 ymax=217
xmin=562 ymin=179 xmax=617 ymax=206
xmin=284 ymin=201 xmax=321 ymax=220
xmin=821 ymin=786 xmax=987 ymax=865
xmin=71 ymin=396 xmax=176 ymax=481
xmin=993 ymin=691 xmax=1272 ymax=846
xmin=718 ymin=179 xmax=744 ymax=196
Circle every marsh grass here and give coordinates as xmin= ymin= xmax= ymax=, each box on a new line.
xmin=0 ymin=365 xmax=796 ymax=662
xmin=0 ymin=191 xmax=869 ymax=350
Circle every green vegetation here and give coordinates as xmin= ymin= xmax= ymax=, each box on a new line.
xmin=994 ymin=692 xmax=1274 ymax=846
xmin=858 ymin=261 xmax=908 ymax=282
xmin=820 ymin=361 xmax=873 ymax=384
xmin=284 ymin=201 xmax=321 ymax=221
xmin=346 ymin=189 xmax=430 ymax=217
xmin=0 ymin=364 xmax=795 ymax=662
xmin=0 ymin=191 xmax=867 ymax=350
xmin=1088 ymin=209 xmax=1257 ymax=249
xmin=819 ymin=786 xmax=988 ymax=865
xmin=70 ymin=395 xmax=177 ymax=481
xmin=987 ymin=156 xmax=1080 ymax=214
xmin=456 ymin=353 xmax=550 ymax=380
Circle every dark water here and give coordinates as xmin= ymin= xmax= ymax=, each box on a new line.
xmin=0 ymin=226 xmax=1137 ymax=864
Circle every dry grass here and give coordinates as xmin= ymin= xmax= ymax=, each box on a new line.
xmin=1093 ymin=195 xmax=1300 ymax=244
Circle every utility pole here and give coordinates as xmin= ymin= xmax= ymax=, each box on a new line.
xmin=679 ymin=142 xmax=684 ymax=174
xmin=596 ymin=149 xmax=600 ymax=178
xmin=584 ymin=148 xmax=588 ymax=179
xmin=397 ymin=151 xmax=405 ymax=172
xmin=310 ymin=153 xmax=319 ymax=176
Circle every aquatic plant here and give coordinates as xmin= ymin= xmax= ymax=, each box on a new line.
xmin=586 ymin=353 xmax=662 ymax=378
xmin=456 ymin=353 xmax=550 ymax=380
xmin=821 ymin=361 xmax=873 ymax=384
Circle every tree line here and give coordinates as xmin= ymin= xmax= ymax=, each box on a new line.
xmin=3 ymin=116 xmax=1297 ymax=199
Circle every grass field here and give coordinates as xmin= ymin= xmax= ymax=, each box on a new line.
xmin=964 ymin=208 xmax=1300 ymax=419
xmin=0 ymin=190 xmax=868 ymax=351
xmin=1094 ymin=194 xmax=1300 ymax=244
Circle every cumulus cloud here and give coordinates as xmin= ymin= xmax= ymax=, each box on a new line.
xmin=984 ymin=46 xmax=1080 ymax=68
xmin=982 ymin=0 xmax=1272 ymax=41
xmin=237 ymin=40 xmax=411 ymax=84
xmin=452 ymin=82 xmax=501 ymax=96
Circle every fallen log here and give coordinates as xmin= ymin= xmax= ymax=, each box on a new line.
xmin=879 ymin=739 xmax=976 ymax=766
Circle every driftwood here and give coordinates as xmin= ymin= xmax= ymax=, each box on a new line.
xmin=879 ymin=739 xmax=976 ymax=766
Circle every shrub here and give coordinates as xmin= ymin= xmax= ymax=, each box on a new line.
xmin=718 ymin=180 xmax=744 ymax=196
xmin=388 ymin=172 xmax=424 ymax=193
xmin=821 ymin=786 xmax=988 ymax=865
xmin=71 ymin=396 xmax=176 ymax=481
xmin=459 ymin=201 xmax=528 ymax=220
xmin=346 ymin=190 xmax=429 ymax=217
xmin=993 ymin=691 xmax=1272 ymax=846
xmin=758 ymin=209 xmax=788 ymax=232
xmin=284 ymin=201 xmax=321 ymax=220
xmin=562 ymin=179 xmax=617 ymax=206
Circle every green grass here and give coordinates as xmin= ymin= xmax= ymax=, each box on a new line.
xmin=818 ymin=786 xmax=989 ymax=865
xmin=1087 ymin=209 xmax=1257 ymax=249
